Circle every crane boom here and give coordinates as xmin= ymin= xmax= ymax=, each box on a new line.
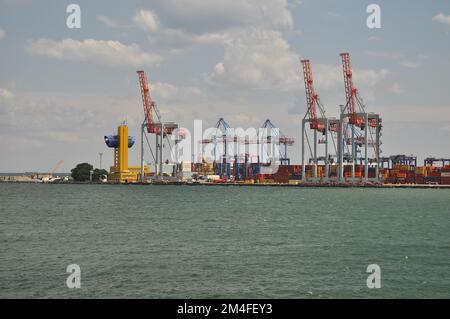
xmin=301 ymin=59 xmax=326 ymax=132
xmin=137 ymin=70 xmax=157 ymax=134
xmin=137 ymin=70 xmax=178 ymax=136
xmin=340 ymin=52 xmax=364 ymax=127
xmin=49 ymin=160 xmax=64 ymax=175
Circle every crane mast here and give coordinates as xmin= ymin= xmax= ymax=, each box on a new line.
xmin=137 ymin=70 xmax=157 ymax=134
xmin=301 ymin=59 xmax=326 ymax=133
xmin=49 ymin=160 xmax=64 ymax=176
xmin=137 ymin=70 xmax=181 ymax=181
xmin=340 ymin=52 xmax=364 ymax=127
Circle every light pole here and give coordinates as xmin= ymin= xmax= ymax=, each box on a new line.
xmin=99 ymin=152 xmax=103 ymax=170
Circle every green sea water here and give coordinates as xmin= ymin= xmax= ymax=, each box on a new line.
xmin=1 ymin=183 xmax=449 ymax=298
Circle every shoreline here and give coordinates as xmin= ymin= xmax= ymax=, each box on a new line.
xmin=1 ymin=180 xmax=449 ymax=189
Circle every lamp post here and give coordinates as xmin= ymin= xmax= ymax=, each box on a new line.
xmin=99 ymin=152 xmax=103 ymax=170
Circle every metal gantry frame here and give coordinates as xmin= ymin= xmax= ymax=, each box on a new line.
xmin=260 ymin=119 xmax=295 ymax=166
xmin=424 ymin=157 xmax=450 ymax=167
xmin=301 ymin=117 xmax=340 ymax=182
xmin=300 ymin=59 xmax=339 ymax=182
xmin=140 ymin=120 xmax=181 ymax=181
xmin=380 ymin=154 xmax=417 ymax=169
xmin=137 ymin=70 xmax=180 ymax=182
xmin=198 ymin=118 xmax=294 ymax=179
xmin=337 ymin=111 xmax=382 ymax=182
xmin=337 ymin=53 xmax=382 ymax=182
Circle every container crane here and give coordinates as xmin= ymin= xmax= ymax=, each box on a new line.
xmin=260 ymin=119 xmax=294 ymax=165
xmin=338 ymin=53 xmax=382 ymax=182
xmin=300 ymin=59 xmax=339 ymax=181
xmin=137 ymin=70 xmax=180 ymax=180
xmin=301 ymin=60 xmax=327 ymax=133
xmin=213 ymin=118 xmax=233 ymax=177
xmin=199 ymin=118 xmax=234 ymax=177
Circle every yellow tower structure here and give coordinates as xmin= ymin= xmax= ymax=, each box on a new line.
xmin=105 ymin=124 xmax=149 ymax=183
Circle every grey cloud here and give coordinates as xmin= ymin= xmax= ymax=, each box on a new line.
xmin=147 ymin=0 xmax=293 ymax=34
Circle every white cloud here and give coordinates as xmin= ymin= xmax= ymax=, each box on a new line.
xmin=26 ymin=38 xmax=163 ymax=67
xmin=205 ymin=29 xmax=300 ymax=90
xmin=432 ymin=13 xmax=450 ymax=26
xmin=214 ymin=62 xmax=225 ymax=75
xmin=134 ymin=9 xmax=159 ymax=32
xmin=151 ymin=27 xmax=225 ymax=48
xmin=130 ymin=3 xmax=296 ymax=85
xmin=0 ymin=27 xmax=5 ymax=40
xmin=151 ymin=82 xmax=202 ymax=104
xmin=97 ymin=15 xmax=120 ymax=28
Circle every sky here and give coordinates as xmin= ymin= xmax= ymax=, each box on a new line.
xmin=0 ymin=0 xmax=449 ymax=172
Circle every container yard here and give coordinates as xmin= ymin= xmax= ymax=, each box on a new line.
xmin=91 ymin=53 xmax=450 ymax=187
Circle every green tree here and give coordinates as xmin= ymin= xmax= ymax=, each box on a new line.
xmin=71 ymin=163 xmax=93 ymax=182
xmin=92 ymin=168 xmax=108 ymax=182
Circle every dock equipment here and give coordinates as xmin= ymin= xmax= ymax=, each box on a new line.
xmin=137 ymin=70 xmax=182 ymax=181
xmin=380 ymin=155 xmax=417 ymax=169
xmin=338 ymin=53 xmax=382 ymax=182
xmin=300 ymin=59 xmax=339 ymax=182
xmin=199 ymin=118 xmax=294 ymax=179
xmin=424 ymin=157 xmax=450 ymax=167
xmin=260 ymin=119 xmax=295 ymax=166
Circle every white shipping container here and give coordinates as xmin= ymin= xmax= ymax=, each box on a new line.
xmin=441 ymin=172 xmax=450 ymax=177
xmin=259 ymin=166 xmax=276 ymax=175
xmin=162 ymin=164 xmax=176 ymax=175
xmin=181 ymin=161 xmax=192 ymax=172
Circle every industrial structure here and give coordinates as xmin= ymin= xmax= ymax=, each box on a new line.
xmin=300 ymin=59 xmax=340 ymax=182
xmin=198 ymin=117 xmax=295 ymax=181
xmin=338 ymin=52 xmax=382 ymax=182
xmin=137 ymin=70 xmax=183 ymax=181
xmin=96 ymin=53 xmax=450 ymax=186
xmin=104 ymin=123 xmax=149 ymax=183
xmin=260 ymin=119 xmax=295 ymax=166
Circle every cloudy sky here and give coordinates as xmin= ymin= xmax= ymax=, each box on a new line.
xmin=0 ymin=0 xmax=449 ymax=172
